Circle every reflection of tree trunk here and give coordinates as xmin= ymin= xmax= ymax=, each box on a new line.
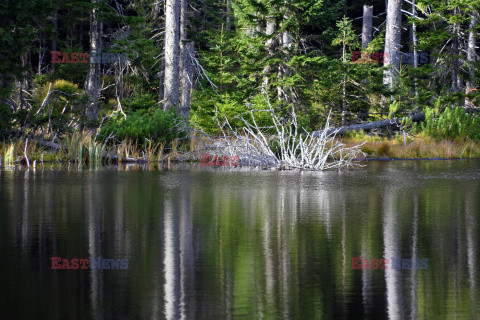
xmin=383 ymin=191 xmax=403 ymax=320
xmin=179 ymin=183 xmax=195 ymax=319
xmin=87 ymin=181 xmax=103 ymax=319
xmin=361 ymin=216 xmax=373 ymax=314
xmin=114 ymin=182 xmax=126 ymax=256
xmin=164 ymin=197 xmax=180 ymax=320
xmin=341 ymin=200 xmax=347 ymax=317
xmin=465 ymin=188 xmax=477 ymax=315
xmin=21 ymin=172 xmax=30 ymax=252
xmin=263 ymin=204 xmax=275 ymax=309
xmin=279 ymin=191 xmax=292 ymax=318
xmin=409 ymin=194 xmax=418 ymax=319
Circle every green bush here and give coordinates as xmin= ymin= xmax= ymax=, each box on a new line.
xmin=99 ymin=109 xmax=188 ymax=146
xmin=422 ymin=106 xmax=480 ymax=141
xmin=122 ymin=93 xmax=157 ymax=113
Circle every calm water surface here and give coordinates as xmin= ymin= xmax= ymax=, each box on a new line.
xmin=1 ymin=161 xmax=479 ymax=319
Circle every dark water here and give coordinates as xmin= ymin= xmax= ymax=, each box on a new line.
xmin=1 ymin=161 xmax=479 ymax=319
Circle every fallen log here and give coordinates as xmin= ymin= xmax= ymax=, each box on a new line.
xmin=314 ymin=113 xmax=425 ymax=136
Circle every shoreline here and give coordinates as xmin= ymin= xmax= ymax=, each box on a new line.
xmin=2 ymin=135 xmax=480 ymax=169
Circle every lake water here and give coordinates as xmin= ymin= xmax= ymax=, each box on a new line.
xmin=1 ymin=161 xmax=479 ymax=319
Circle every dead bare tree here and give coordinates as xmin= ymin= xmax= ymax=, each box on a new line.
xmin=164 ymin=0 xmax=181 ymax=112
xmin=465 ymin=10 xmax=477 ymax=108
xmin=362 ymin=5 xmax=373 ymax=49
xmin=384 ymin=0 xmax=402 ymax=91
xmin=85 ymin=0 xmax=103 ymax=126
xmin=190 ymin=91 xmax=364 ymax=170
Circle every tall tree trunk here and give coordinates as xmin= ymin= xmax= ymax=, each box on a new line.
xmin=465 ymin=11 xmax=477 ymax=108
xmin=225 ymin=0 xmax=232 ymax=31
xmin=263 ymin=19 xmax=276 ymax=89
xmin=411 ymin=0 xmax=418 ymax=97
xmin=38 ymin=32 xmax=45 ymax=75
xmin=51 ymin=10 xmax=58 ymax=72
xmin=362 ymin=5 xmax=373 ymax=49
xmin=383 ymin=0 xmax=403 ymax=91
xmin=180 ymin=0 xmax=193 ymax=119
xmin=163 ymin=0 xmax=181 ymax=112
xmin=85 ymin=0 xmax=102 ymax=126
xmin=452 ymin=7 xmax=460 ymax=92
xmin=159 ymin=67 xmax=165 ymax=102
xmin=180 ymin=43 xmax=193 ymax=119
xmin=278 ymin=30 xmax=293 ymax=102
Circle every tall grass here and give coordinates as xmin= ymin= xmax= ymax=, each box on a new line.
xmin=65 ymin=132 xmax=106 ymax=165
xmin=3 ymin=143 xmax=15 ymax=166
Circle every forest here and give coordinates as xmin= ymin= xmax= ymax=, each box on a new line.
xmin=1 ymin=0 xmax=480 ymax=166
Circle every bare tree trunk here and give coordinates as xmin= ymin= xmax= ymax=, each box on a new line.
xmin=159 ymin=67 xmax=165 ymax=102
xmin=20 ymin=54 xmax=27 ymax=111
xmin=452 ymin=7 xmax=460 ymax=92
xmin=38 ymin=32 xmax=45 ymax=75
xmin=278 ymin=30 xmax=293 ymax=102
xmin=411 ymin=0 xmax=418 ymax=97
xmin=163 ymin=0 xmax=181 ymax=112
xmin=383 ymin=0 xmax=402 ymax=91
xmin=465 ymin=11 xmax=477 ymax=108
xmin=341 ymin=30 xmax=347 ymax=125
xmin=263 ymin=19 xmax=276 ymax=89
xmin=180 ymin=0 xmax=193 ymax=119
xmin=180 ymin=43 xmax=193 ymax=119
xmin=225 ymin=0 xmax=232 ymax=31
xmin=51 ymin=10 xmax=58 ymax=72
xmin=362 ymin=5 xmax=373 ymax=49
xmin=85 ymin=0 xmax=102 ymax=126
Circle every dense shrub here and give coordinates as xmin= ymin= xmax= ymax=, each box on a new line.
xmin=421 ymin=106 xmax=480 ymax=141
xmin=122 ymin=93 xmax=157 ymax=113
xmin=99 ymin=109 xmax=188 ymax=145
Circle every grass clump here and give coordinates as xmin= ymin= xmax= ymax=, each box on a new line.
xmin=99 ymin=109 xmax=188 ymax=148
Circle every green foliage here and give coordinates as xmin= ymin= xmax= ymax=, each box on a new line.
xmin=422 ymin=106 xmax=480 ymax=141
xmin=52 ymin=80 xmax=79 ymax=95
xmin=332 ymin=16 xmax=359 ymax=61
xmin=388 ymin=100 xmax=401 ymax=118
xmin=122 ymin=93 xmax=157 ymax=113
xmin=99 ymin=109 xmax=188 ymax=146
